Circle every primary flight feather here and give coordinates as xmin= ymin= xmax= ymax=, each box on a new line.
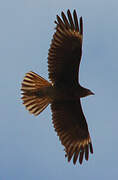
xmin=21 ymin=9 xmax=94 ymax=165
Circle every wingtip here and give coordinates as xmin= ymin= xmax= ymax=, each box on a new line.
xmin=80 ymin=16 xmax=83 ymax=35
xmin=67 ymin=9 xmax=70 ymax=14
xmin=73 ymin=9 xmax=76 ymax=14
xmin=79 ymin=150 xmax=84 ymax=164
xmin=90 ymin=142 xmax=93 ymax=154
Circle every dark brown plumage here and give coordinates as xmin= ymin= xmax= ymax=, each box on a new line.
xmin=21 ymin=9 xmax=94 ymax=165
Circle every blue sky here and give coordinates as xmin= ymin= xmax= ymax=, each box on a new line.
xmin=0 ymin=0 xmax=118 ymax=179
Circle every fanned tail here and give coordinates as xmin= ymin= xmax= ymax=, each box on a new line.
xmin=21 ymin=71 xmax=52 ymax=116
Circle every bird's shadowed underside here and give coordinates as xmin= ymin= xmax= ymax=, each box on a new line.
xmin=21 ymin=9 xmax=94 ymax=165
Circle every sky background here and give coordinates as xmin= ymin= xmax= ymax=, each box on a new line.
xmin=0 ymin=0 xmax=118 ymax=179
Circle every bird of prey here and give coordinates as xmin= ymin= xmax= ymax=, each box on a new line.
xmin=21 ymin=9 xmax=94 ymax=165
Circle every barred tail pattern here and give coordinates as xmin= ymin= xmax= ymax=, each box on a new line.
xmin=21 ymin=71 xmax=52 ymax=116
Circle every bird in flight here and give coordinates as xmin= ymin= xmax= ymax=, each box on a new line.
xmin=21 ymin=9 xmax=94 ymax=165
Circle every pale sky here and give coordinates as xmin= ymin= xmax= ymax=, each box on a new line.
xmin=0 ymin=0 xmax=118 ymax=179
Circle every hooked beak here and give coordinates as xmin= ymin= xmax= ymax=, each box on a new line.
xmin=91 ymin=91 xmax=95 ymax=95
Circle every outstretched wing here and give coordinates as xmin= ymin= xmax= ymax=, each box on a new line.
xmin=51 ymin=100 xmax=93 ymax=164
xmin=48 ymin=9 xmax=83 ymax=86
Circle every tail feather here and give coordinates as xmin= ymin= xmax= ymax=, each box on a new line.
xmin=21 ymin=71 xmax=52 ymax=116
xmin=21 ymin=71 xmax=51 ymax=92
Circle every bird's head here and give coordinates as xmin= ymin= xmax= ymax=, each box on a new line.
xmin=79 ymin=86 xmax=95 ymax=98
xmin=86 ymin=89 xmax=95 ymax=96
xmin=84 ymin=89 xmax=95 ymax=97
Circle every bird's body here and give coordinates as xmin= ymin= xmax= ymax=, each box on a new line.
xmin=21 ymin=9 xmax=94 ymax=165
xmin=36 ymin=84 xmax=93 ymax=101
